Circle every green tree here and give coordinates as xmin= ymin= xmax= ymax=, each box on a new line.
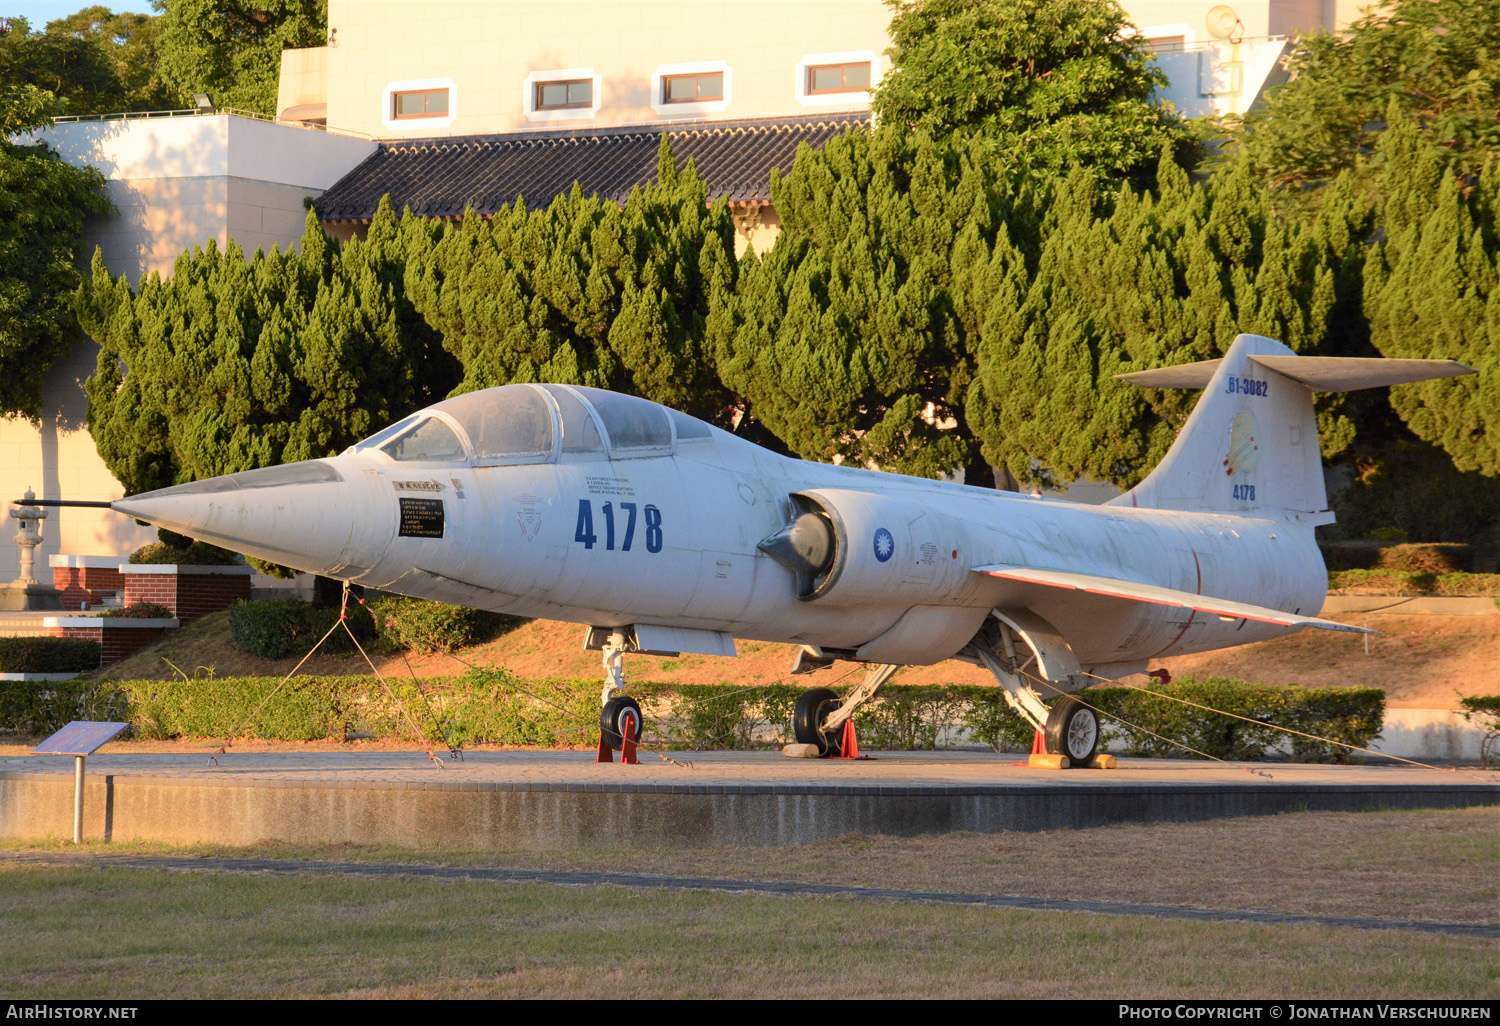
xmin=710 ymin=127 xmax=1042 ymax=484
xmin=1225 ymin=0 xmax=1500 ymax=195
xmin=403 ymin=136 xmax=739 ymax=423
xmin=76 ymin=201 xmax=457 ymax=496
xmin=0 ymin=81 xmax=113 ymax=418
xmin=1363 ymin=127 xmax=1499 ymax=477
xmin=44 ymin=6 xmax=170 ymax=112
xmin=871 ymin=0 xmax=1190 ymax=184
xmin=967 ymin=154 xmax=1359 ymax=488
xmin=0 ymin=14 xmax=125 ymax=115
xmin=156 ymin=0 xmax=325 ymax=115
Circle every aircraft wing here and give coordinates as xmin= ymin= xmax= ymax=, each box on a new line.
xmin=972 ymin=565 xmax=1375 ymax=634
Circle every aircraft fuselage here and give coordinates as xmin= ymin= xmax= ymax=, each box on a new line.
xmin=123 ymin=423 xmax=1324 ymax=674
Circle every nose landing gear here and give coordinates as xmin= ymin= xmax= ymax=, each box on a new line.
xmin=595 ymin=630 xmax=642 ymax=765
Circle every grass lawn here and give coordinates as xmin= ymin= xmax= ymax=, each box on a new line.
xmin=2 ymin=806 xmax=1496 ymax=999
xmin=8 ymin=806 xmax=1495 ymax=924
xmin=0 ymin=867 xmax=1494 ymax=1000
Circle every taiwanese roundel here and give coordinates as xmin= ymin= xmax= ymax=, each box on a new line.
xmin=873 ymin=527 xmax=895 ymax=563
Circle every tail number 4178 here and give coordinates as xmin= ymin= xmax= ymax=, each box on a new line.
xmin=575 ymin=499 xmax=663 ymax=553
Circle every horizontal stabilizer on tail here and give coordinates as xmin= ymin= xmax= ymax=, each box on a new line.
xmin=1115 ymin=359 xmax=1221 ymax=389
xmin=1106 ymin=334 xmax=1478 ymax=522
xmin=1116 ymin=356 xmax=1474 ymax=391
xmin=973 ymin=564 xmax=1374 ymax=634
xmin=1247 ymin=356 xmax=1474 ymax=391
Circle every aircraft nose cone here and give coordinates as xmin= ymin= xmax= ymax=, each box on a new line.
xmin=112 ymin=459 xmax=379 ymax=577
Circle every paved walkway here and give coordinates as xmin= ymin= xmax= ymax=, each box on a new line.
xmin=6 ymin=748 xmax=1496 ymax=792
xmin=3 ymin=849 xmax=1493 ymax=939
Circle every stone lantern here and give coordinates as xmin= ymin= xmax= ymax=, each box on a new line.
xmin=3 ymin=488 xmax=64 ymax=611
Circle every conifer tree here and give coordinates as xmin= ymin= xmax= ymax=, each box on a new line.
xmin=709 ymin=127 xmax=1038 ymax=485
xmin=966 ymin=154 xmax=1357 ymax=488
xmin=1364 ymin=135 xmax=1499 ymax=476
xmin=404 ymin=136 xmax=737 ymax=423
xmin=77 ymin=201 xmax=457 ymax=495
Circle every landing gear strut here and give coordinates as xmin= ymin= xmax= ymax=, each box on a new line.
xmin=595 ymin=630 xmax=642 ymax=763
xmin=965 ymin=609 xmax=1113 ymax=769
xmin=790 ymin=662 xmax=898 ymax=759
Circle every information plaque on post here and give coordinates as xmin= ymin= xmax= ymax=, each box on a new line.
xmin=32 ymin=721 xmax=129 ymax=844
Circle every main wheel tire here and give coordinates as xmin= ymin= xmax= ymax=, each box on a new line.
xmin=793 ymin=687 xmax=843 ymax=757
xmin=1044 ymin=696 xmax=1099 ymax=765
xmin=600 ymin=696 xmax=643 ymax=751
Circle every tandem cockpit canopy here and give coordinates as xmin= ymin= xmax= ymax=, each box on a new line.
xmin=347 ymin=383 xmax=714 ymax=466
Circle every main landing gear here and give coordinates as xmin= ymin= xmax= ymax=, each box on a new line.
xmin=787 ymin=658 xmax=899 ymax=759
xmin=964 ymin=610 xmax=1114 ymax=770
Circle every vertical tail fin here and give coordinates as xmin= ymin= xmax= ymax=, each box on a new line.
xmin=1110 ymin=334 xmax=1473 ymax=524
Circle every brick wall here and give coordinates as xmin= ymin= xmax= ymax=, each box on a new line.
xmin=46 ymin=623 xmax=168 ymax=665
xmin=122 ymin=570 xmax=251 ymax=622
xmin=52 ymin=566 xmax=126 ymax=611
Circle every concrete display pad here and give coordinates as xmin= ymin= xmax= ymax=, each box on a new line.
xmin=1 ymin=750 xmax=1496 ymax=849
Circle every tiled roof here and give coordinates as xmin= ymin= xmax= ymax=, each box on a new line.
xmin=314 ymin=113 xmax=871 ymax=222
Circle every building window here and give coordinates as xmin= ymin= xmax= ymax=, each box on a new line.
xmin=651 ymin=61 xmax=731 ymax=116
xmin=663 ymin=71 xmax=723 ymax=104
xmin=523 ymin=67 xmax=601 ymax=122
xmin=1148 ymin=35 xmax=1187 ymax=53
xmin=806 ymin=62 xmax=871 ymax=95
xmin=794 ymin=51 xmax=878 ymax=107
xmin=382 ymin=77 xmax=456 ymax=131
xmin=535 ymin=79 xmax=592 ymax=110
xmin=392 ymin=88 xmax=449 ymax=119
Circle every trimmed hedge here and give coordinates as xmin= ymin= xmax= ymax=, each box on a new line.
xmin=226 ymin=599 xmax=375 ymax=659
xmin=368 ymin=596 xmax=514 ymax=652
xmin=0 ymin=637 xmax=101 ymax=673
xmin=130 ymin=540 xmax=242 ymax=566
xmin=102 ymin=601 xmax=172 ymax=619
xmin=0 ymin=680 xmax=129 ymax=737
xmin=0 ymin=672 xmax=1385 ymax=763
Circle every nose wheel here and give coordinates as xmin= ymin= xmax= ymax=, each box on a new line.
xmin=600 ymin=696 xmax=643 ymax=750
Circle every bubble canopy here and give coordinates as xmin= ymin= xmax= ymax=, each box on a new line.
xmin=349 ymin=383 xmax=713 ymax=465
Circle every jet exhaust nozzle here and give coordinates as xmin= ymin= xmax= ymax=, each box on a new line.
xmin=758 ymin=512 xmax=836 ymax=577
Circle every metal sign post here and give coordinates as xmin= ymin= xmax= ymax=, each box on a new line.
xmin=32 ymin=722 xmax=129 ymax=844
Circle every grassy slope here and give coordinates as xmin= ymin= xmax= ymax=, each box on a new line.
xmin=93 ymin=609 xmax=1499 ymax=708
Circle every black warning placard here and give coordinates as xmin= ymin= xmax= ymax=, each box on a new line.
xmin=398 ymin=497 xmax=444 ymax=538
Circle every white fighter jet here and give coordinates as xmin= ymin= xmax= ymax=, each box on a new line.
xmin=106 ymin=333 xmax=1473 ymax=764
